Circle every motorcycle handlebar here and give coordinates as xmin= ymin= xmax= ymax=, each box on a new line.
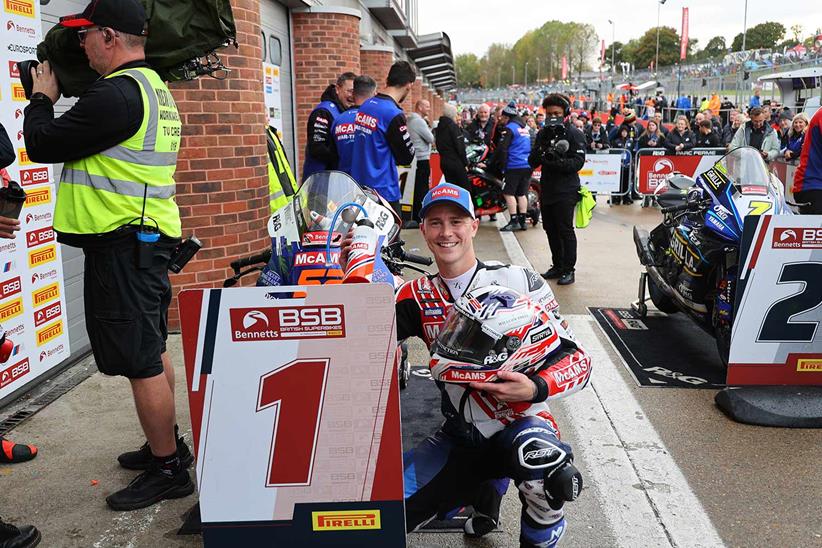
xmin=230 ymin=249 xmax=272 ymax=271
xmin=660 ymin=198 xmax=710 ymax=216
xmin=402 ymin=252 xmax=433 ymax=266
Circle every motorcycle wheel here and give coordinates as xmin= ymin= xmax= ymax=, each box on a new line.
xmin=648 ymin=276 xmax=679 ymax=314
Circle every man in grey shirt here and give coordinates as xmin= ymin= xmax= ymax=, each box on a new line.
xmin=407 ymin=99 xmax=435 ymax=225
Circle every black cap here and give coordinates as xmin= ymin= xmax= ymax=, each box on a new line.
xmin=59 ymin=0 xmax=147 ymax=36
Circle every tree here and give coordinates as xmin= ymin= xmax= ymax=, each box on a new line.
xmin=455 ymin=53 xmax=481 ymax=88
xmin=731 ymin=21 xmax=786 ymax=51
xmin=623 ymin=27 xmax=683 ymax=67
xmin=695 ymin=36 xmax=726 ymax=61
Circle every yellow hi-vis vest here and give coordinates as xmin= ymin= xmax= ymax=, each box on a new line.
xmin=266 ymin=126 xmax=296 ymax=213
xmin=55 ymin=67 xmax=182 ymax=237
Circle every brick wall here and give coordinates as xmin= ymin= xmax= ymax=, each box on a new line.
xmin=166 ymin=0 xmax=269 ymax=330
xmin=293 ymin=10 xmax=361 ymax=180
xmin=360 ymin=48 xmax=393 ymax=92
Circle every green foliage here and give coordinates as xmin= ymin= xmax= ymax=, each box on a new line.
xmin=624 ymin=27 xmax=684 ymax=67
xmin=731 ymin=21 xmax=786 ymax=51
xmin=456 ymin=53 xmax=482 ymax=88
xmin=695 ymin=36 xmax=727 ymax=62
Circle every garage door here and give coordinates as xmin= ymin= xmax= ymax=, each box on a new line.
xmin=260 ymin=0 xmax=296 ymax=169
xmin=39 ymin=0 xmax=91 ymax=363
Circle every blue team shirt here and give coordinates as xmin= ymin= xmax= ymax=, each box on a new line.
xmin=506 ymin=120 xmax=532 ymax=170
xmin=350 ymin=95 xmax=405 ymax=202
xmin=331 ymin=107 xmax=358 ymax=176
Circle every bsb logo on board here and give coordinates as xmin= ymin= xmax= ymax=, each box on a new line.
xmin=26 ymin=226 xmax=55 ymax=248
xmin=229 ymin=305 xmax=345 ymax=341
xmin=19 ymin=167 xmax=49 ymax=186
xmin=772 ymin=228 xmax=822 ymax=249
xmin=0 ymin=357 xmax=30 ymax=389
xmin=3 ymin=0 xmax=34 ymax=18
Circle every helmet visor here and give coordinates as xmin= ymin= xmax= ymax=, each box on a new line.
xmin=435 ymin=309 xmax=502 ymax=366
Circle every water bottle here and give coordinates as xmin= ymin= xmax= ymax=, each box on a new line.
xmin=343 ymin=219 xmax=378 ymax=284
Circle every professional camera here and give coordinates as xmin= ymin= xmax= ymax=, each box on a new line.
xmin=535 ymin=117 xmax=569 ymax=162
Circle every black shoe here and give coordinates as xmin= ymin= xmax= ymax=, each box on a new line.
xmin=118 ymin=431 xmax=194 ymax=471
xmin=464 ymin=512 xmax=498 ymax=538
xmin=0 ymin=518 xmax=41 ymax=548
xmin=557 ymin=271 xmax=576 ymax=285
xmin=541 ymin=266 xmax=563 ymax=279
xmin=106 ymin=467 xmax=195 ymax=511
xmin=517 ymin=215 xmax=528 ymax=231
xmin=499 ymin=218 xmax=519 ymax=232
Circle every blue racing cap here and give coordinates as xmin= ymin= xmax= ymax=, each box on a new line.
xmin=420 ymin=183 xmax=475 ymax=219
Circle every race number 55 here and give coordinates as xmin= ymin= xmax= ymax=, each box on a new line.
xmin=256 ymin=359 xmax=330 ymax=486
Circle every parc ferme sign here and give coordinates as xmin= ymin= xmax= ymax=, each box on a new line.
xmin=0 ymin=0 xmax=70 ymax=400
xmin=634 ymin=149 xmax=726 ymax=195
xmin=179 ymin=284 xmax=405 ymax=547
xmin=729 ymin=215 xmax=822 ymax=385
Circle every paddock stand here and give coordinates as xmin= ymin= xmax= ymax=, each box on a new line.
xmin=630 ymin=272 xmax=649 ymax=318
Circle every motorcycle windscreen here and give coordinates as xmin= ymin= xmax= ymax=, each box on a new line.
xmin=434 ymin=310 xmax=501 ymax=367
xmin=293 ymin=171 xmax=369 ymax=242
xmin=717 ymin=147 xmax=770 ymax=189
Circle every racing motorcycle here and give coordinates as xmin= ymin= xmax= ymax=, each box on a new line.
xmin=223 ymin=171 xmax=432 ymax=389
xmin=631 ymin=147 xmax=792 ymax=366
xmin=464 ymin=140 xmax=541 ymax=225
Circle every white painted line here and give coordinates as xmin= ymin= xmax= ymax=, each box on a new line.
xmin=497 ymin=226 xmax=725 ymax=548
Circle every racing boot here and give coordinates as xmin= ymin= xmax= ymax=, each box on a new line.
xmin=0 ymin=518 xmax=41 ymax=548
xmin=557 ymin=270 xmax=575 ymax=285
xmin=464 ymin=512 xmax=498 ymax=538
xmin=541 ymin=265 xmax=563 ymax=280
xmin=0 ymin=437 xmax=37 ymax=464
xmin=117 ymin=425 xmax=194 ymax=471
xmin=500 ymin=215 xmax=520 ymax=232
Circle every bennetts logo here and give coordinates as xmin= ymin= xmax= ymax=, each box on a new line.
xmin=772 ymin=228 xmax=822 ymax=249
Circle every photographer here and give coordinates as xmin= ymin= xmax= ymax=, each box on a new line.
xmin=529 ymin=94 xmax=586 ymax=285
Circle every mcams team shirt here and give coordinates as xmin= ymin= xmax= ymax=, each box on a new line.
xmin=350 ymin=94 xmax=415 ymax=202
xmin=331 ymin=107 xmax=358 ymax=176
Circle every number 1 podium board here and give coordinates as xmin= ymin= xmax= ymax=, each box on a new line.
xmin=179 ymin=284 xmax=405 ymax=547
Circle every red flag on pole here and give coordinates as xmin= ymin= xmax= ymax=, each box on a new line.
xmin=562 ymin=55 xmax=568 ymax=80
xmin=680 ymin=7 xmax=689 ymax=60
xmin=600 ymin=40 xmax=606 ymax=66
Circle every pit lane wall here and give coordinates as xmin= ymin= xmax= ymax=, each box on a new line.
xmin=0 ymin=0 xmax=71 ymax=402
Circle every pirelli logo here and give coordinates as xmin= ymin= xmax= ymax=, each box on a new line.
xmin=17 ymin=148 xmax=32 ymax=165
xmin=28 ymin=244 xmax=56 ymax=268
xmin=797 ymin=359 xmax=822 ymax=373
xmin=11 ymin=83 xmax=25 ymax=101
xmin=0 ymin=297 xmax=23 ymax=322
xmin=32 ymin=282 xmax=59 ymax=307
xmin=4 ymin=0 xmax=34 ymax=17
xmin=24 ymin=187 xmax=51 ymax=207
xmin=36 ymin=320 xmax=63 ymax=347
xmin=311 ymin=510 xmax=381 ymax=531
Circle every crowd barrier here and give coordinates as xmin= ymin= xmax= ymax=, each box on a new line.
xmin=634 ymin=148 xmax=727 ymax=196
xmin=769 ymin=158 xmax=798 ymax=202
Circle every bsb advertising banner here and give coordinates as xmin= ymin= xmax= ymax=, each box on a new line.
xmin=179 ymin=284 xmax=405 ymax=547
xmin=0 ymin=0 xmax=71 ymax=401
xmin=729 ymin=215 xmax=822 ymax=386
xmin=635 ymin=148 xmax=726 ymax=195
xmin=262 ymin=62 xmax=283 ymax=134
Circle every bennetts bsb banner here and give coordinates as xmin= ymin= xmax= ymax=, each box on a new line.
xmin=0 ymin=0 xmax=71 ymax=401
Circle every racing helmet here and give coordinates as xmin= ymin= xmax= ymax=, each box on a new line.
xmin=431 ymin=285 xmax=562 ymax=383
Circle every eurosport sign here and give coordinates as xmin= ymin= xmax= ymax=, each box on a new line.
xmin=178 ymin=284 xmax=405 ymax=547
xmin=635 ymin=148 xmax=726 ymax=195
xmin=729 ymin=215 xmax=822 ymax=385
xmin=0 ymin=0 xmax=70 ymax=402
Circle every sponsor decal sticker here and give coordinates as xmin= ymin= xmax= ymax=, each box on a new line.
xmin=0 ymin=297 xmax=23 ymax=322
xmin=3 ymin=0 xmax=34 ymax=18
xmin=17 ymin=148 xmax=33 ymax=165
xmin=8 ymin=59 xmax=20 ymax=78
xmin=24 ymin=186 xmax=50 ymax=207
xmin=32 ymin=282 xmax=59 ymax=307
xmin=19 ymin=166 xmax=49 ymax=186
xmin=431 ymin=185 xmax=460 ymax=199
xmin=293 ymin=250 xmax=339 ymax=266
xmin=36 ymin=320 xmax=63 ymax=346
xmin=796 ymin=359 xmax=822 ymax=373
xmin=229 ymin=305 xmax=345 ymax=341
xmin=39 ymin=343 xmax=65 ymax=362
xmin=28 ymin=244 xmax=56 ymax=267
xmin=25 ymin=226 xmax=54 ymax=248
xmin=33 ymin=301 xmax=61 ymax=328
xmin=0 ymin=357 xmax=30 ymax=389
xmin=772 ymin=228 xmax=822 ymax=249
xmin=441 ymin=368 xmax=496 ymax=382
xmin=0 ymin=276 xmax=22 ymax=300
xmin=311 ymin=510 xmax=381 ymax=531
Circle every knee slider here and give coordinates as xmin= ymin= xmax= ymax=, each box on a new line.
xmin=544 ymin=460 xmax=583 ymax=509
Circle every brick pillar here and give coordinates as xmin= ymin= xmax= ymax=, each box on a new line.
xmin=293 ymin=6 xmax=361 ymax=178
xmin=167 ymin=0 xmax=269 ymax=331
xmin=360 ymin=45 xmax=394 ymax=91
xmin=409 ymin=78 xmax=423 ymax=113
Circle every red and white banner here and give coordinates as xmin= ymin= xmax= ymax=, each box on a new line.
xmin=180 ymin=284 xmax=404 ymax=547
xmin=729 ymin=215 xmax=822 ymax=386
xmin=634 ymin=148 xmax=725 ymax=195
xmin=600 ymin=40 xmax=606 ymax=67
xmin=561 ymin=56 xmax=568 ymax=80
xmin=680 ymin=7 xmax=689 ymax=60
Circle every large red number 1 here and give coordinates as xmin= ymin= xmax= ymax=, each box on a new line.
xmin=256 ymin=359 xmax=329 ymax=486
